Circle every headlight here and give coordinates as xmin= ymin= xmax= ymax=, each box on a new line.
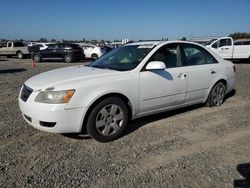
xmin=35 ymin=89 xmax=75 ymax=104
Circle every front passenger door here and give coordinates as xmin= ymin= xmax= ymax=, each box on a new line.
xmin=139 ymin=43 xmax=188 ymax=113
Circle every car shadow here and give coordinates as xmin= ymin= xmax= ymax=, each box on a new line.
xmin=61 ymin=133 xmax=91 ymax=140
xmin=124 ymin=89 xmax=236 ymax=137
xmin=0 ymin=68 xmax=27 ymax=74
xmin=0 ymin=59 xmax=8 ymax=61
xmin=234 ymin=163 xmax=250 ymax=188
xmin=123 ymin=103 xmax=204 ymax=137
xmin=233 ymin=59 xmax=250 ymax=64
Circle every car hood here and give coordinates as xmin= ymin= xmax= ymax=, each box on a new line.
xmin=25 ymin=65 xmax=122 ymax=90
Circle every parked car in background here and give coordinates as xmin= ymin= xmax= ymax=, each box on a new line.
xmin=77 ymin=44 xmax=106 ymax=59
xmin=32 ymin=43 xmax=85 ymax=63
xmin=28 ymin=43 xmax=54 ymax=53
xmin=19 ymin=41 xmax=235 ymax=142
xmin=206 ymin=37 xmax=250 ymax=61
xmin=0 ymin=41 xmax=30 ymax=59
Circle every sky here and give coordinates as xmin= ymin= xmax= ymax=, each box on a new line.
xmin=0 ymin=0 xmax=249 ymax=41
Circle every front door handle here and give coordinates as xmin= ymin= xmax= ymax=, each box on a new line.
xmin=178 ymin=73 xmax=187 ymax=79
xmin=211 ymin=70 xmax=216 ymax=74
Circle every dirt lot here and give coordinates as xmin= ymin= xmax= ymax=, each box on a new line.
xmin=0 ymin=57 xmax=249 ymax=187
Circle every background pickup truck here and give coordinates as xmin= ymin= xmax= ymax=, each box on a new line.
xmin=206 ymin=37 xmax=250 ymax=61
xmin=0 ymin=42 xmax=30 ymax=59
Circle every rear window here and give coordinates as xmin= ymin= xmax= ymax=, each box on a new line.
xmin=234 ymin=41 xmax=250 ymax=45
xmin=243 ymin=41 xmax=250 ymax=45
xmin=14 ymin=42 xmax=25 ymax=47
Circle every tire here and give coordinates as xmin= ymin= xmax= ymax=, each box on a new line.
xmin=86 ymin=97 xmax=129 ymax=142
xmin=91 ymin=53 xmax=98 ymax=60
xmin=33 ymin=54 xmax=41 ymax=62
xmin=206 ymin=82 xmax=226 ymax=107
xmin=64 ymin=54 xmax=72 ymax=63
xmin=17 ymin=51 xmax=23 ymax=59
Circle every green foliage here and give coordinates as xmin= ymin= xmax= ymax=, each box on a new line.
xmin=39 ymin=38 xmax=48 ymax=42
xmin=229 ymin=32 xmax=250 ymax=40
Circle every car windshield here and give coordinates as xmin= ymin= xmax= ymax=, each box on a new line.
xmin=89 ymin=44 xmax=155 ymax=71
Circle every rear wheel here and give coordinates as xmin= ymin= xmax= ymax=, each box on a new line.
xmin=64 ymin=54 xmax=72 ymax=63
xmin=91 ymin=53 xmax=98 ymax=60
xmin=17 ymin=51 xmax=23 ymax=59
xmin=206 ymin=82 xmax=226 ymax=107
xmin=86 ymin=97 xmax=128 ymax=142
xmin=33 ymin=54 xmax=41 ymax=62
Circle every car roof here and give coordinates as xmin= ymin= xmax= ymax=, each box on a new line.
xmin=125 ymin=40 xmax=204 ymax=47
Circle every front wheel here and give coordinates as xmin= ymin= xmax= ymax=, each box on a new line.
xmin=64 ymin=54 xmax=72 ymax=63
xmin=33 ymin=54 xmax=41 ymax=62
xmin=206 ymin=82 xmax=226 ymax=107
xmin=86 ymin=97 xmax=129 ymax=142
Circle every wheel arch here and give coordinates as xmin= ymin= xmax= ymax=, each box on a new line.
xmin=81 ymin=92 xmax=133 ymax=133
xmin=16 ymin=50 xmax=23 ymax=55
xmin=206 ymin=78 xmax=228 ymax=103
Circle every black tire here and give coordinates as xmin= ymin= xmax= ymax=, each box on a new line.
xmin=206 ymin=82 xmax=226 ymax=107
xmin=86 ymin=97 xmax=129 ymax=142
xmin=32 ymin=54 xmax=41 ymax=62
xmin=17 ymin=51 xmax=23 ymax=59
xmin=64 ymin=54 xmax=72 ymax=63
xmin=91 ymin=53 xmax=98 ymax=60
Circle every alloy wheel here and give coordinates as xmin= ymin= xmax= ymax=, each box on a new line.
xmin=95 ymin=104 xmax=124 ymax=136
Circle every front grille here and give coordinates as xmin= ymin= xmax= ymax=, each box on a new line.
xmin=21 ymin=85 xmax=33 ymax=102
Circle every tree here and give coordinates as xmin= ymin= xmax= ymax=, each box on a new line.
xmin=181 ymin=37 xmax=187 ymax=41
xmin=50 ymin=39 xmax=56 ymax=42
xmin=229 ymin=32 xmax=250 ymax=40
xmin=39 ymin=38 xmax=48 ymax=42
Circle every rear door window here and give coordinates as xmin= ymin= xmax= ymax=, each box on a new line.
xmin=182 ymin=44 xmax=217 ymax=66
xmin=48 ymin=44 xmax=58 ymax=50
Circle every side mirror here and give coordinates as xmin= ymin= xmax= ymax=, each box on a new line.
xmin=146 ymin=61 xmax=166 ymax=70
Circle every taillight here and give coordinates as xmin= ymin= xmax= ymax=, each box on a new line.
xmin=72 ymin=49 xmax=80 ymax=52
xmin=233 ymin=65 xmax=236 ymax=73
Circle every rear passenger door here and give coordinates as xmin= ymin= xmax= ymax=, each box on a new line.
xmin=181 ymin=43 xmax=219 ymax=103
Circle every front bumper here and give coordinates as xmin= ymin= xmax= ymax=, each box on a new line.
xmin=18 ymin=89 xmax=87 ymax=133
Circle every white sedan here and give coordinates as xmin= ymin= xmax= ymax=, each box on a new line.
xmin=19 ymin=41 xmax=236 ymax=142
xmin=79 ymin=44 xmax=106 ymax=59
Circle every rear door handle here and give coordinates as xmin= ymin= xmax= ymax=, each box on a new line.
xmin=211 ymin=70 xmax=216 ymax=74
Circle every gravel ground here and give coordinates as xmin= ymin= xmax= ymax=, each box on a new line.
xmin=0 ymin=57 xmax=250 ymax=187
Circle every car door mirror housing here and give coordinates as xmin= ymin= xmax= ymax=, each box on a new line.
xmin=146 ymin=61 xmax=166 ymax=70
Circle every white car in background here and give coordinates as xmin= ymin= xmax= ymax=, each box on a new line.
xmin=77 ymin=43 xmax=106 ymax=59
xmin=33 ymin=43 xmax=55 ymax=50
xmin=19 ymin=41 xmax=235 ymax=142
xmin=206 ymin=37 xmax=250 ymax=61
